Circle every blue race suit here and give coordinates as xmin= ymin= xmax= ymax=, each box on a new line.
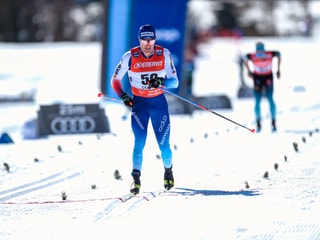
xmin=111 ymin=45 xmax=179 ymax=172
xmin=243 ymin=50 xmax=281 ymax=121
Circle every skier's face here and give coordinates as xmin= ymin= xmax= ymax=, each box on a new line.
xmin=140 ymin=38 xmax=155 ymax=57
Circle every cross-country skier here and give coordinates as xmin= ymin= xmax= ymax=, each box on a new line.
xmin=110 ymin=24 xmax=179 ymax=194
xmin=243 ymin=41 xmax=281 ymax=132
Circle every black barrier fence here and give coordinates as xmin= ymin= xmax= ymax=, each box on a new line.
xmin=37 ymin=103 xmax=110 ymax=136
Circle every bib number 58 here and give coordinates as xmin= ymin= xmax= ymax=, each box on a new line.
xmin=141 ymin=73 xmax=158 ymax=86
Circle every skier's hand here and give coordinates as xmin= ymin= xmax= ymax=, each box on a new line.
xmin=149 ymin=77 xmax=165 ymax=88
xmin=276 ymin=70 xmax=280 ymax=79
xmin=121 ymin=93 xmax=133 ymax=107
xmin=248 ymin=71 xmax=254 ymax=78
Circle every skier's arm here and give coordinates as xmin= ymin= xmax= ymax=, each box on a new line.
xmin=275 ymin=51 xmax=281 ymax=72
xmin=242 ymin=54 xmax=253 ymax=77
xmin=162 ymin=49 xmax=179 ymax=89
xmin=272 ymin=51 xmax=281 ymax=78
xmin=242 ymin=54 xmax=251 ymax=72
xmin=111 ymin=51 xmax=131 ymax=97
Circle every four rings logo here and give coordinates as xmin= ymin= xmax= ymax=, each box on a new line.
xmin=50 ymin=116 xmax=96 ymax=134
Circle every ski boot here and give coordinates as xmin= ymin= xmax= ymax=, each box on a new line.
xmin=271 ymin=119 xmax=277 ymax=132
xmin=164 ymin=166 xmax=174 ymax=190
xmin=256 ymin=119 xmax=261 ymax=133
xmin=130 ymin=169 xmax=141 ymax=195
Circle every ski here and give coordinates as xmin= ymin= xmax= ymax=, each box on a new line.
xmin=94 ymin=192 xmax=136 ymax=221
xmin=125 ymin=188 xmax=177 ymax=212
xmin=120 ymin=192 xmax=136 ymax=202
xmin=94 ymin=188 xmax=172 ymax=221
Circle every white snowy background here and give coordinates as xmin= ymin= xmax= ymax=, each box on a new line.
xmin=1 ymin=37 xmax=320 ymax=240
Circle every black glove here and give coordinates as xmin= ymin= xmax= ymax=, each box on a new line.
xmin=149 ymin=77 xmax=165 ymax=88
xmin=276 ymin=70 xmax=280 ymax=79
xmin=248 ymin=71 xmax=254 ymax=78
xmin=121 ymin=93 xmax=133 ymax=107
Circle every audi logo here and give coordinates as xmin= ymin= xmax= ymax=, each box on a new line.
xmin=50 ymin=116 xmax=96 ymax=134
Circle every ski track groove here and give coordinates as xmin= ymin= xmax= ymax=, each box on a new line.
xmin=0 ymin=166 xmax=84 ymax=202
xmin=94 ymin=189 xmax=169 ymax=221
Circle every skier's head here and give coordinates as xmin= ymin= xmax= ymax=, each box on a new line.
xmin=138 ymin=24 xmax=156 ymax=40
xmin=138 ymin=24 xmax=156 ymax=57
xmin=256 ymin=42 xmax=265 ymax=51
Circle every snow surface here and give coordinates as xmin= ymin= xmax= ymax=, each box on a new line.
xmin=1 ymin=38 xmax=320 ymax=240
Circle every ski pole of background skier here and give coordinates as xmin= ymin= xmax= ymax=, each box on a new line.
xmin=161 ymin=88 xmax=255 ymax=133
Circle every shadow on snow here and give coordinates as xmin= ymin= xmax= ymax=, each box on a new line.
xmin=172 ymin=187 xmax=261 ymax=197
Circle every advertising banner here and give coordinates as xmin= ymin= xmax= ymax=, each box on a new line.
xmin=103 ymin=0 xmax=188 ymax=97
xmin=37 ymin=104 xmax=110 ymax=136
xmin=129 ymin=0 xmax=188 ymax=94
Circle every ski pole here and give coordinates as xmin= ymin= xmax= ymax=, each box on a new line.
xmin=97 ymin=92 xmax=144 ymax=130
xmin=97 ymin=92 xmax=122 ymax=103
xmin=161 ymin=88 xmax=255 ymax=133
xmin=97 ymin=92 xmax=129 ymax=120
